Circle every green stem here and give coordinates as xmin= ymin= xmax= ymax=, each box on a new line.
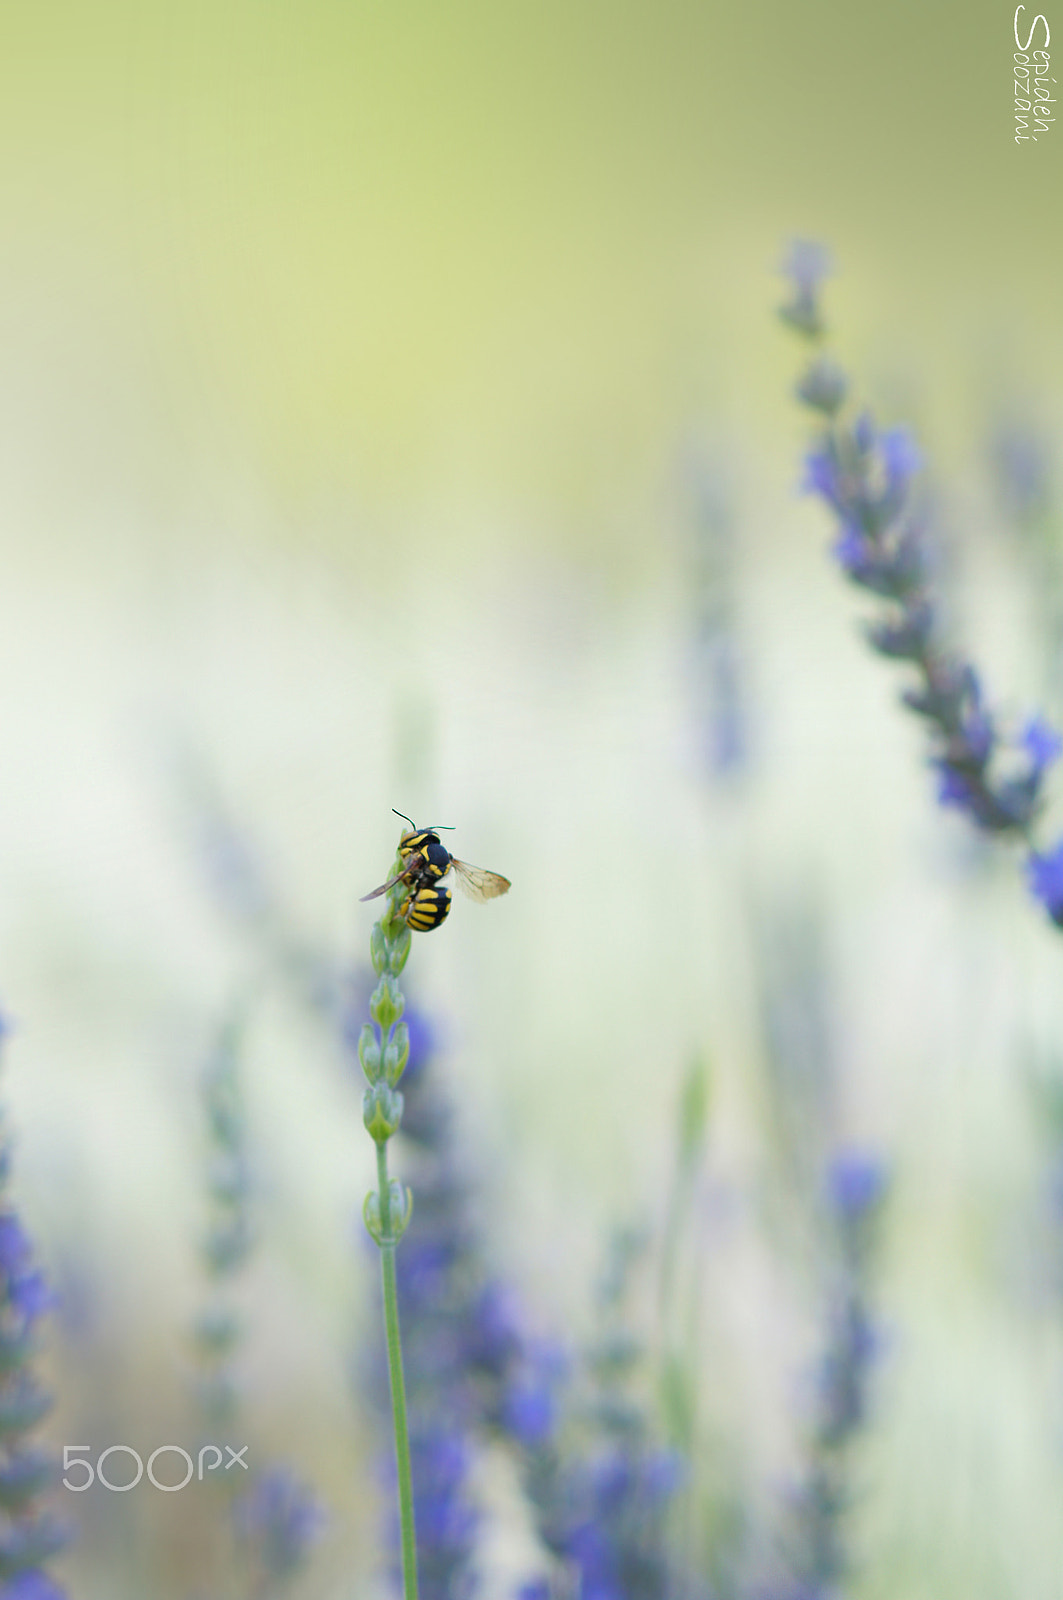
xmin=376 ymin=1138 xmax=419 ymax=1600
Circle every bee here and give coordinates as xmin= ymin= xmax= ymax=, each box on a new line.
xmin=360 ymin=810 xmax=511 ymax=932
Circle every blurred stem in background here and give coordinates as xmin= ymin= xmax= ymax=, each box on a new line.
xmin=194 ymin=1005 xmax=255 ymax=1437
xmin=681 ymin=449 xmax=751 ymax=784
xmin=656 ymin=1057 xmax=725 ymax=1595
xmin=682 ymin=402 xmax=889 ymax=1594
xmin=0 ymin=1011 xmax=72 ymax=1600
xmin=357 ymin=855 xmax=418 ymax=1600
xmin=987 ymin=414 xmax=1063 ymax=716
xmin=176 ymin=751 xmax=346 ymax=1021
xmin=780 ymin=1155 xmax=887 ymax=1600
xmin=193 ymin=1003 xmax=324 ymax=1599
xmin=753 ymin=894 xmax=888 ymax=1599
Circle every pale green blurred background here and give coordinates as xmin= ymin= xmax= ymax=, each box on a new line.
xmin=1 ymin=2 xmax=1062 ymax=1597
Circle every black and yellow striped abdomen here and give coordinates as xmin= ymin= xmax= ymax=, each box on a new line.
xmin=401 ymin=884 xmax=452 ymax=932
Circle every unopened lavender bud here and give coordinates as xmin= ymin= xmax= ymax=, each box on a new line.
xmin=796 ymin=357 xmax=848 ymax=416
xmin=386 ymin=924 xmax=412 ymax=976
xmin=387 ymin=1180 xmax=413 ymax=1240
xmin=370 ymin=925 xmax=389 ymax=976
xmin=363 ymin=1190 xmax=383 ymax=1246
xmin=358 ymin=1024 xmax=382 ymax=1082
xmin=384 ymin=1021 xmax=410 ymax=1086
xmin=370 ymin=975 xmax=405 ymax=1031
xmin=363 ymin=1083 xmax=404 ymax=1144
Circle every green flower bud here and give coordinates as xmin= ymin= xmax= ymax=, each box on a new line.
xmin=387 ymin=923 xmax=412 ymax=976
xmin=370 ymin=974 xmax=405 ymax=1032
xmin=363 ymin=1189 xmax=384 ymax=1246
xmin=795 ymin=356 xmax=848 ymax=416
xmin=370 ymin=925 xmax=389 ymax=976
xmin=358 ymin=1024 xmax=382 ymax=1081
xmin=387 ymin=1180 xmax=414 ymax=1240
xmin=363 ymin=1082 xmax=404 ymax=1143
xmin=384 ymin=1021 xmax=410 ymax=1085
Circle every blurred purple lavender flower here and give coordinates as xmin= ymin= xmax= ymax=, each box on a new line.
xmin=233 ymin=1465 xmax=326 ymax=1589
xmin=355 ymin=1002 xmax=680 ymax=1600
xmin=1026 ymin=841 xmax=1063 ymax=925
xmin=781 ymin=248 xmax=1063 ymax=922
xmin=754 ymin=895 xmax=889 ymax=1600
xmin=0 ymin=1017 xmax=70 ymax=1600
xmin=0 ymin=1573 xmax=68 ymax=1600
xmin=516 ymin=1230 xmax=681 ymax=1600
xmin=775 ymin=1151 xmax=888 ymax=1600
xmin=826 ymin=1152 xmax=886 ymax=1224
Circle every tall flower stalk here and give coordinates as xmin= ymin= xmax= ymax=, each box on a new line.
xmin=778 ymin=1153 xmax=886 ymax=1600
xmin=778 ymin=241 xmax=1063 ymax=922
xmin=357 ymin=1001 xmax=494 ymax=1600
xmin=683 ymin=450 xmax=750 ymax=781
xmin=357 ymin=851 xmax=418 ymax=1600
xmin=753 ymin=895 xmax=888 ymax=1600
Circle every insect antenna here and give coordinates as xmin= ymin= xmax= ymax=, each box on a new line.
xmin=392 ymin=808 xmax=455 ymax=832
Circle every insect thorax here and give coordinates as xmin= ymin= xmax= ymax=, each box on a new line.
xmin=400 ymin=830 xmax=452 ymax=882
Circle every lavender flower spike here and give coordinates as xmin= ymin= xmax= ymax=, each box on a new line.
xmin=779 ymin=246 xmax=1063 ymax=923
xmin=0 ymin=1015 xmax=70 ymax=1600
xmin=233 ymin=1466 xmax=326 ymax=1589
xmin=780 ymin=1150 xmax=888 ymax=1600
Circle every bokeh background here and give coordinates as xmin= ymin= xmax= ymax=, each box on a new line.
xmin=0 ymin=1 xmax=1062 ymax=1596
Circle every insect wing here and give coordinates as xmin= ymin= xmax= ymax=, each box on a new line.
xmin=359 ymin=866 xmax=410 ymax=903
xmin=449 ymin=857 xmax=511 ymax=902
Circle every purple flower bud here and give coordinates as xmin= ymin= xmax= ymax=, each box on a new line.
xmin=852 ymin=411 xmax=877 ymax=455
xmin=9 ymin=1273 xmax=54 ymax=1326
xmin=803 ymin=447 xmax=843 ymax=506
xmin=827 ymin=1152 xmax=887 ymax=1220
xmin=234 ymin=1467 xmax=325 ymax=1579
xmin=1022 ymin=715 xmax=1063 ymax=774
xmin=781 ymin=240 xmax=833 ymax=295
xmin=0 ymin=1570 xmax=68 ymax=1600
xmin=504 ymin=1375 xmax=556 ymax=1447
xmin=881 ymin=428 xmax=922 ymax=493
xmin=832 ymin=526 xmax=874 ymax=581
xmin=795 ymin=358 xmax=848 ymax=416
xmin=1027 ymin=841 xmax=1063 ymax=925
